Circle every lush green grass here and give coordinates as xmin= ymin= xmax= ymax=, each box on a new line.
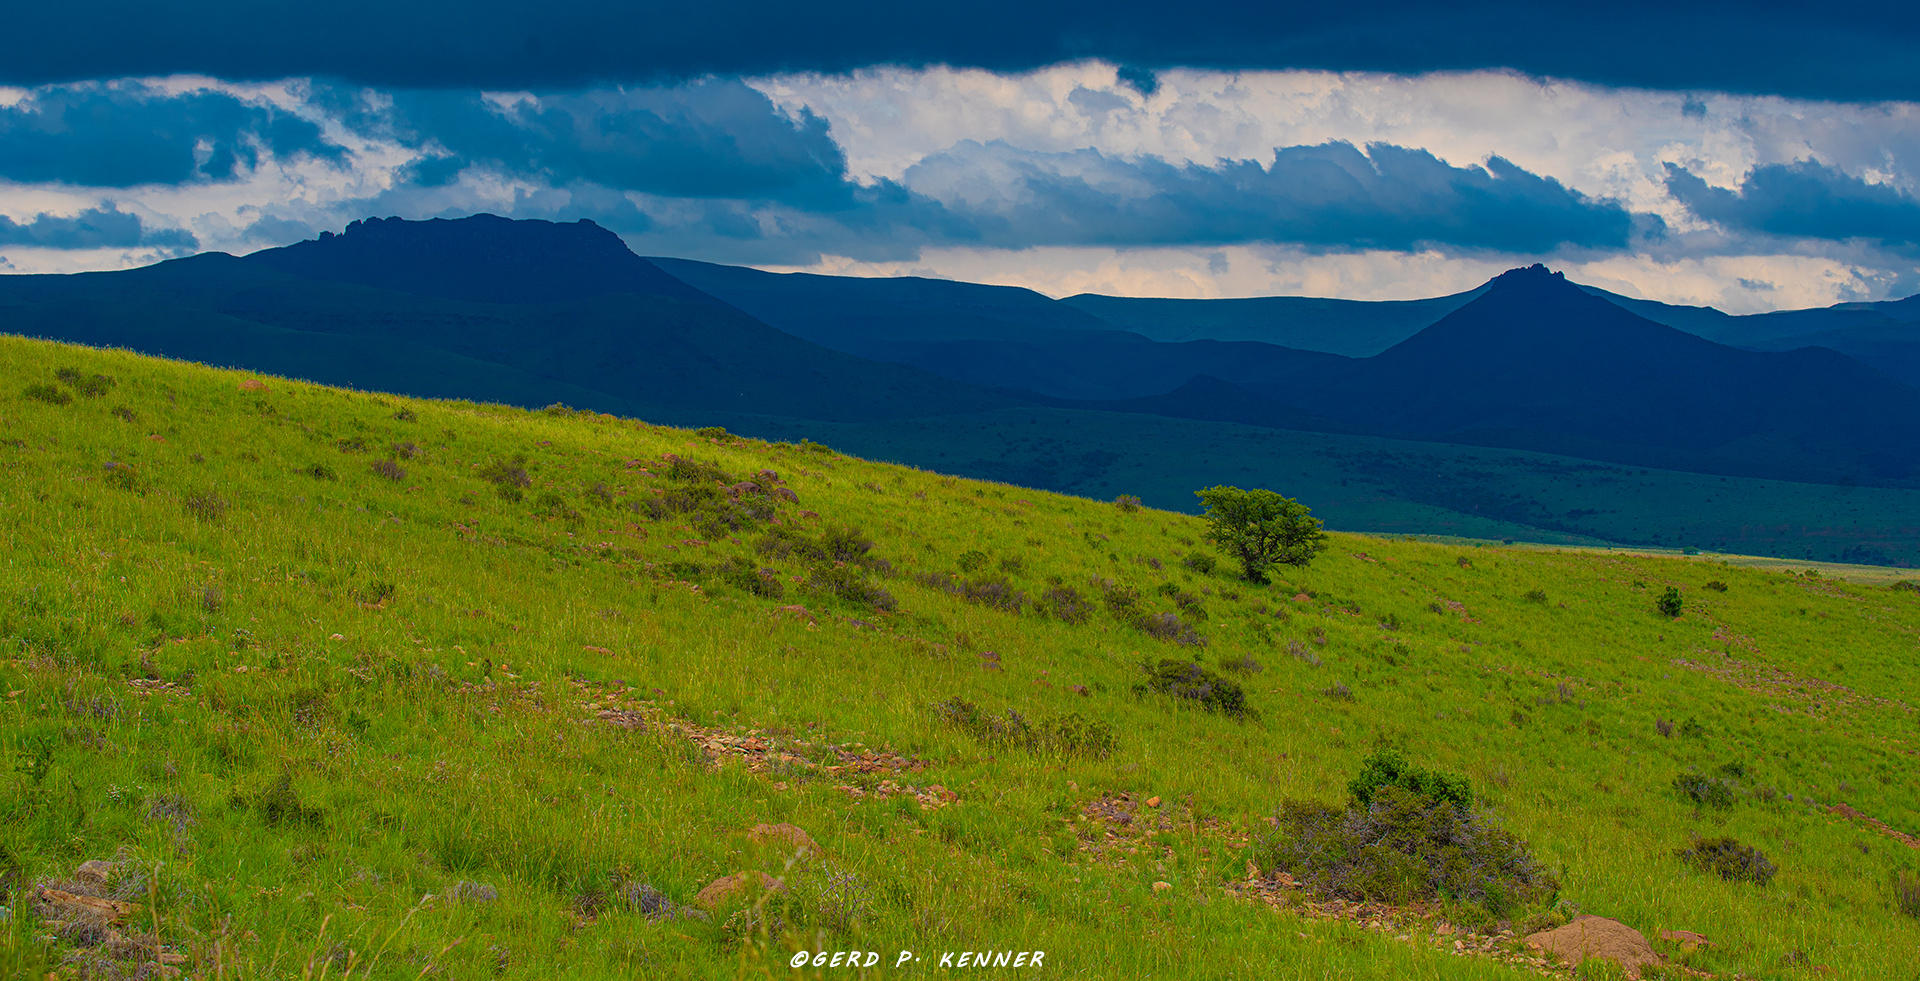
xmin=2 ymin=336 xmax=1918 ymax=979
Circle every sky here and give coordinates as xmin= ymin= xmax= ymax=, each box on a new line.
xmin=5 ymin=3 xmax=1920 ymax=311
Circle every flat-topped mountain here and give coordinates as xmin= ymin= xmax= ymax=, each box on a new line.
xmin=248 ymin=214 xmax=712 ymax=305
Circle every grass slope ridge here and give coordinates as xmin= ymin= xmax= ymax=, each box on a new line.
xmin=2 ymin=336 xmax=1918 ymax=979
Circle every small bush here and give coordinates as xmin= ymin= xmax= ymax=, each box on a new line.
xmin=1322 ymin=682 xmax=1354 ymax=701
xmin=694 ymin=426 xmax=730 ymax=440
xmin=1256 ymin=785 xmax=1557 ymax=914
xmin=714 ymin=558 xmax=787 ymax=599
xmin=803 ymin=564 xmax=896 ymax=612
xmin=1523 ymin=588 xmax=1548 ymax=604
xmin=1096 ymin=578 xmax=1142 ymax=616
xmin=1114 ymin=494 xmax=1143 ymax=513
xmin=1673 ymin=772 xmax=1737 ymax=809
xmin=24 ymin=384 xmax=71 ymax=405
xmin=957 ymin=550 xmax=988 ymax=573
xmin=1040 ymin=585 xmax=1094 ymax=624
xmin=55 ymin=369 xmax=114 ymax=397
xmin=1183 ymin=551 xmax=1217 ymax=575
xmin=393 ymin=441 xmax=421 ymax=459
xmin=1705 ymin=580 xmax=1729 ymax=592
xmin=305 ymin=463 xmax=337 ymax=481
xmin=1136 ymin=658 xmax=1247 ymax=716
xmin=1891 ymin=580 xmax=1920 ymax=594
xmin=478 ymin=456 xmax=532 ymax=495
xmin=1677 ymin=836 xmax=1776 ymax=884
xmin=1657 ymin=586 xmax=1683 ymax=618
xmin=960 ymin=576 xmax=1026 ymax=613
xmin=184 ymin=492 xmax=230 ymax=522
xmin=1347 ymin=749 xmax=1473 ymax=812
xmin=1896 ymin=870 xmax=1920 ymax=918
xmin=370 ymin=459 xmax=406 ymax=482
xmin=1655 ymin=717 xmax=1674 ymax=738
xmin=1678 ymin=717 xmax=1706 ymax=739
xmin=1134 ymin=611 xmax=1206 ymax=646
xmin=336 ymin=437 xmax=369 ymax=454
xmin=393 ymin=408 xmax=418 ymax=422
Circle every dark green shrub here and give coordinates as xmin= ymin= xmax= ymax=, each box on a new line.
xmin=957 ymin=550 xmax=988 ymax=573
xmin=1114 ymin=494 xmax=1143 ymax=512
xmin=1678 ymin=717 xmax=1706 ymax=739
xmin=1892 ymin=581 xmax=1920 ymax=594
xmin=336 ymin=437 xmax=369 ymax=453
xmin=1657 ymin=586 xmax=1683 ymax=618
xmin=1183 ymin=551 xmax=1217 ymax=574
xmin=1347 ymin=749 xmax=1474 ymax=812
xmin=694 ymin=426 xmax=730 ymax=440
xmin=960 ymin=576 xmax=1026 ymax=613
xmin=1705 ymin=580 xmax=1729 ymax=592
xmin=478 ymin=455 xmax=530 ymax=499
xmin=306 ymin=463 xmax=337 ymax=481
xmin=1133 ymin=611 xmax=1206 ymax=646
xmin=819 ymin=525 xmax=878 ymax=565
xmin=803 ymin=564 xmax=895 ymax=612
xmin=715 ymin=558 xmax=786 ymax=599
xmin=1676 ymin=836 xmax=1776 ymax=884
xmin=393 ymin=408 xmax=418 ymax=422
xmin=1094 ymin=577 xmax=1142 ymax=617
xmin=1523 ymin=589 xmax=1548 ymax=604
xmin=1041 ymin=585 xmax=1094 ymax=624
xmin=55 ymin=368 xmax=115 ymax=397
xmin=24 ymin=383 xmax=71 ymax=405
xmin=370 ymin=459 xmax=406 ymax=482
xmin=1136 ymin=659 xmax=1246 ymax=716
xmin=1673 ymin=772 xmax=1737 ymax=809
xmin=1256 ymin=786 xmax=1557 ymax=914
xmin=1323 ymin=682 xmax=1354 ymax=701
xmin=660 ymin=454 xmax=725 ymax=485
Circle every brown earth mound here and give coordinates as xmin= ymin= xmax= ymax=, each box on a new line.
xmin=1525 ymin=915 xmax=1661 ymax=978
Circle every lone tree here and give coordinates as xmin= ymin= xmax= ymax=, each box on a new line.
xmin=1194 ymin=485 xmax=1330 ymax=584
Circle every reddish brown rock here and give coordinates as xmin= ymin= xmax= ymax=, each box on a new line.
xmin=1524 ymin=915 xmax=1661 ymax=978
xmin=749 ymin=822 xmax=822 ymax=858
xmin=695 ymin=871 xmax=784 ymax=910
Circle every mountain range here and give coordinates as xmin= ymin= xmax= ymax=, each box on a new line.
xmin=6 ymin=213 xmax=1920 ymax=561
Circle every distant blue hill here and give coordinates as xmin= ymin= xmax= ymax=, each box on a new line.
xmin=7 ymin=214 xmax=1920 ymax=493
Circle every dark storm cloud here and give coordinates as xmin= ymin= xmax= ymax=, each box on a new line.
xmin=373 ymin=80 xmax=853 ymax=206
xmin=0 ymin=204 xmax=196 ymax=249
xmin=1664 ymin=159 xmax=1920 ymax=248
xmin=0 ymin=83 xmax=345 ymax=187
xmin=911 ymin=141 xmax=1640 ymax=253
xmin=6 ymin=1 xmax=1920 ymax=101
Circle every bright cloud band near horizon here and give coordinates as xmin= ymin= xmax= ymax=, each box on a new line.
xmin=3 ymin=64 xmax=1920 ymax=312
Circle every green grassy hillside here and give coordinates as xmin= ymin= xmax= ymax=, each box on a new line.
xmin=2 ymin=335 xmax=1917 ymax=980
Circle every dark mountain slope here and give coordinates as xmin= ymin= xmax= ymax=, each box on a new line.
xmin=1059 ymin=288 xmax=1487 ymax=357
xmin=1279 ymin=265 xmax=1920 ymax=483
xmin=0 ymin=218 xmax=1011 ymax=423
xmin=650 ymin=256 xmax=1112 ymax=344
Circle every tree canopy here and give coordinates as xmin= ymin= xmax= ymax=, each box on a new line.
xmin=1194 ymin=485 xmax=1329 ymax=584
